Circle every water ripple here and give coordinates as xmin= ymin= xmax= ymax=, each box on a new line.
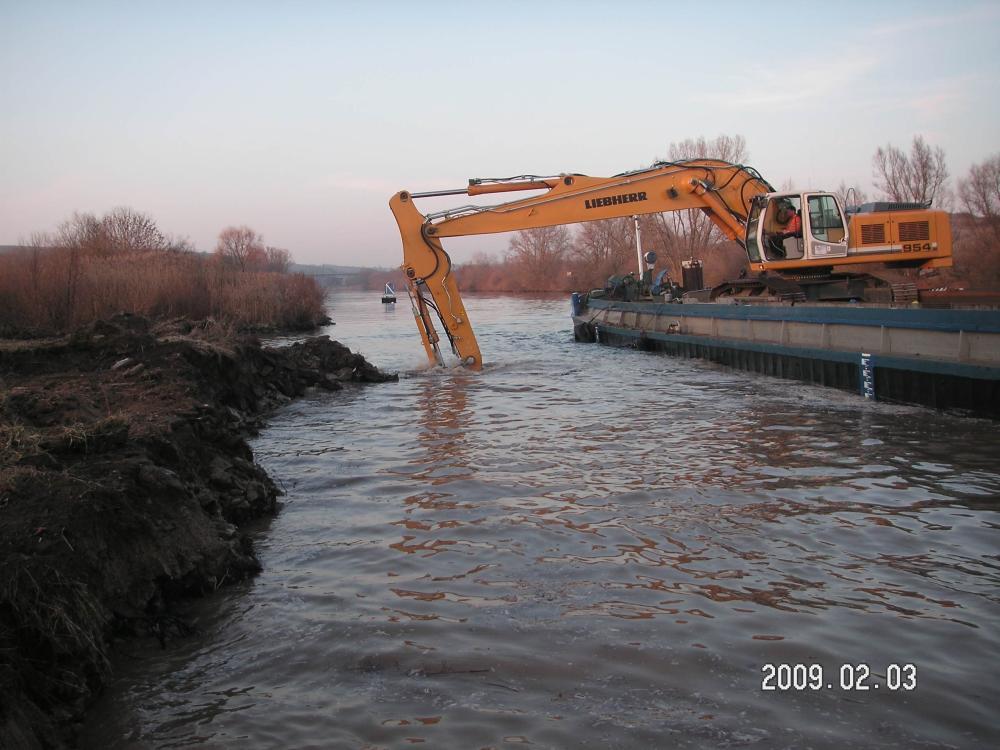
xmin=83 ymin=292 xmax=1000 ymax=749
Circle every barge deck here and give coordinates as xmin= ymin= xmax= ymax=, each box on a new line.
xmin=571 ymin=296 xmax=1000 ymax=417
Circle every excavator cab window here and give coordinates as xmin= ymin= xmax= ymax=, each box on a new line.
xmin=762 ymin=196 xmax=803 ymax=261
xmin=807 ymin=195 xmax=846 ymax=243
xmin=744 ymin=197 xmax=764 ymax=263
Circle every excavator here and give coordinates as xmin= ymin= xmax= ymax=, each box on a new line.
xmin=389 ymin=159 xmax=953 ymax=370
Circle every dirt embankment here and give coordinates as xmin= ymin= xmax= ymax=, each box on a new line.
xmin=0 ymin=315 xmax=396 ymax=748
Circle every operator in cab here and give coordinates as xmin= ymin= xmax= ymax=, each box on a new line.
xmin=765 ymin=198 xmax=802 ymax=259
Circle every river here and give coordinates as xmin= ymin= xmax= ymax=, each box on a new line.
xmin=83 ymin=291 xmax=1000 ymax=748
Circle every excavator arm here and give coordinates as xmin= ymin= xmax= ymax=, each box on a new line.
xmin=390 ymin=159 xmax=773 ymax=369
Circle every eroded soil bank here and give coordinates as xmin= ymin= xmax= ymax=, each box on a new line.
xmin=0 ymin=315 xmax=396 ymax=748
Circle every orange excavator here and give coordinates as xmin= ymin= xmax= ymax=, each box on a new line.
xmin=389 ymin=159 xmax=952 ymax=369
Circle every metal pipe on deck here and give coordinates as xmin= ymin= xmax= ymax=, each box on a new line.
xmin=634 ymin=216 xmax=646 ymax=280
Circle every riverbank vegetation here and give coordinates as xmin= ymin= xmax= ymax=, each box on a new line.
xmin=0 ymin=209 xmax=327 ymax=336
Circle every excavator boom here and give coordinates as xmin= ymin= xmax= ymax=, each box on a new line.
xmin=390 ymin=160 xmax=773 ymax=369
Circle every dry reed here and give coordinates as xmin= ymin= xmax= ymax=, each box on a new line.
xmin=0 ymin=247 xmax=326 ymax=333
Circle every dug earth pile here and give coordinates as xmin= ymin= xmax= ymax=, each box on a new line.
xmin=0 ymin=315 xmax=397 ymax=748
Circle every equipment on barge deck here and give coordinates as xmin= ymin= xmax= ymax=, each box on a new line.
xmin=390 ymin=159 xmax=953 ymax=369
xmin=381 ymin=282 xmax=397 ymax=304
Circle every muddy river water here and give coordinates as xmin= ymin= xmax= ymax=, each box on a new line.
xmin=84 ymin=292 xmax=1000 ymax=748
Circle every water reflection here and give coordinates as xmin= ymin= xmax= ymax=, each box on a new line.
xmin=390 ymin=374 xmax=475 ymax=567
xmin=409 ymin=373 xmax=474 ymax=483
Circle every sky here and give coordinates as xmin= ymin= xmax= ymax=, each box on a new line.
xmin=1 ymin=0 xmax=998 ymax=266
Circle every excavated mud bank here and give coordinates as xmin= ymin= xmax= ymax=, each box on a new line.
xmin=0 ymin=315 xmax=396 ymax=748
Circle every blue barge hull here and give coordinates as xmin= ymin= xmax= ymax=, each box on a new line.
xmin=571 ymin=297 xmax=1000 ymax=417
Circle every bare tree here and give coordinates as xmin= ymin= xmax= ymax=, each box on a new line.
xmin=958 ymin=154 xmax=1000 ymax=241
xmin=834 ymin=181 xmax=869 ymax=210
xmin=872 ymin=135 xmax=950 ymax=206
xmin=666 ymin=134 xmax=747 ymax=165
xmin=25 ymin=232 xmax=48 ymax=295
xmin=454 ymin=252 xmax=507 ymax=292
xmin=264 ymin=246 xmax=292 ymax=273
xmin=164 ymin=234 xmax=197 ymax=253
xmin=48 ymin=208 xmax=167 ymax=255
xmin=216 ymin=226 xmax=265 ymax=271
xmin=506 ymin=225 xmax=573 ymax=291
xmin=101 ymin=207 xmax=166 ymax=253
xmin=55 ymin=212 xmax=104 ymax=253
xmin=570 ymin=217 xmax=635 ymax=286
xmin=642 ymin=134 xmax=749 ymax=277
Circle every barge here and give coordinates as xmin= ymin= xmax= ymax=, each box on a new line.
xmin=571 ymin=295 xmax=1000 ymax=418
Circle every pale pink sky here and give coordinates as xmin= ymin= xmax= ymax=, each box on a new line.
xmin=2 ymin=0 xmax=997 ymax=266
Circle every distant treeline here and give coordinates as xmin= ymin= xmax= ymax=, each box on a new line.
xmin=0 ymin=209 xmax=326 ymax=335
xmin=360 ymin=211 xmax=1000 ymax=296
xmin=357 ymin=238 xmax=746 ymax=295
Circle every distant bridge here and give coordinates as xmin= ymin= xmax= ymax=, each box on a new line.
xmin=306 ymin=271 xmax=364 ymax=288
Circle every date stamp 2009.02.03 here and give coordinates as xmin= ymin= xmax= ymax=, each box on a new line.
xmin=761 ymin=663 xmax=917 ymax=692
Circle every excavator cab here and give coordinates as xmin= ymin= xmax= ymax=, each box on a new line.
xmin=745 ymin=192 xmax=849 ymax=269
